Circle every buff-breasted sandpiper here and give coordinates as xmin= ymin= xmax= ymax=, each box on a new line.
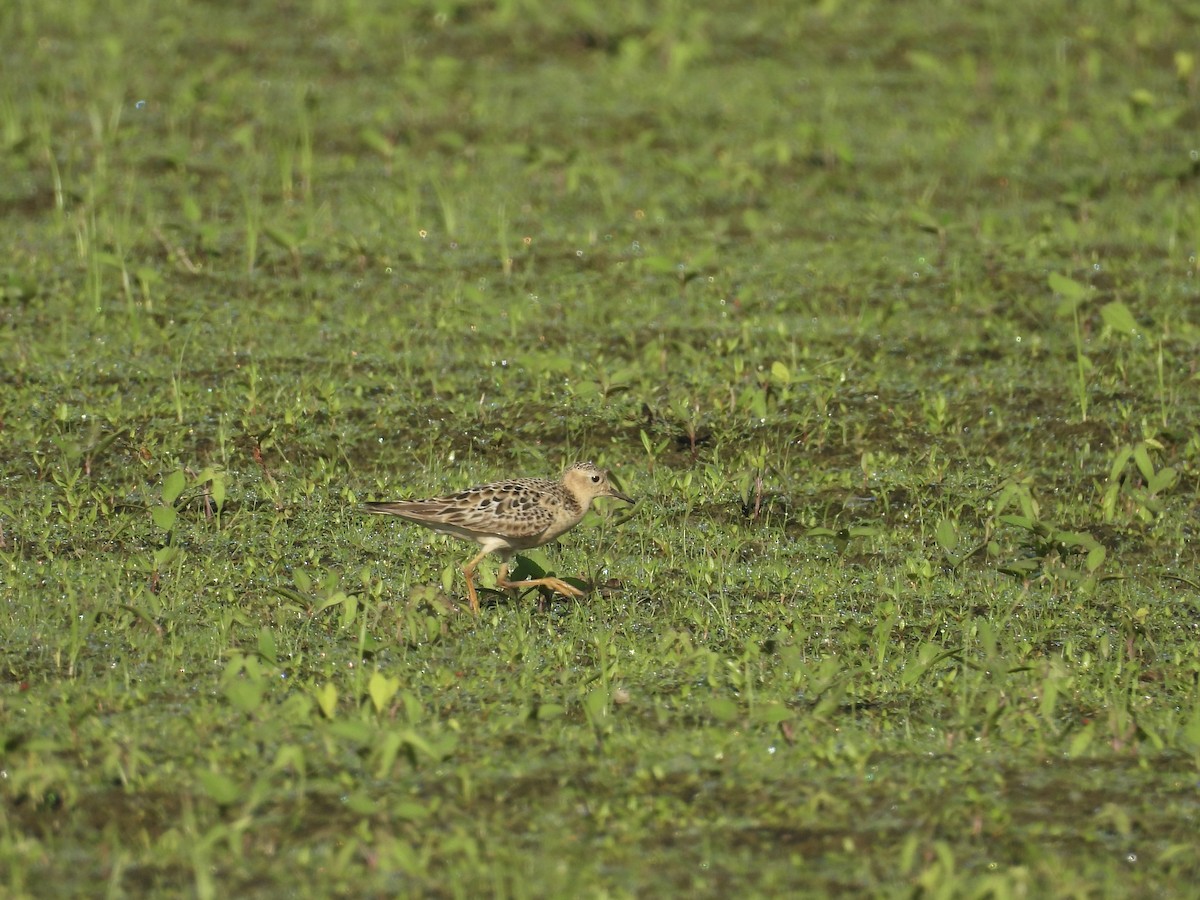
xmin=365 ymin=462 xmax=633 ymax=614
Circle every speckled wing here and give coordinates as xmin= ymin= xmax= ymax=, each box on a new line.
xmin=365 ymin=481 xmax=557 ymax=540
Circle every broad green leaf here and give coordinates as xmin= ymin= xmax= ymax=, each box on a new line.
xmin=998 ymin=514 xmax=1034 ymax=530
xmin=162 ymin=469 xmax=186 ymax=505
xmin=151 ymin=505 xmax=177 ymax=531
xmin=1100 ymin=301 xmax=1137 ymax=334
xmin=1108 ymin=446 xmax=1133 ymax=482
xmin=908 ymin=207 xmax=944 ymax=232
xmin=426 ymin=732 xmax=458 ymax=759
xmin=272 ymin=744 xmax=306 ymax=776
xmin=1056 ymin=531 xmax=1099 ymax=550
xmin=639 ymin=255 xmax=677 ymax=275
xmin=751 ymin=702 xmax=793 ymax=725
xmin=1000 ymin=559 xmax=1040 ymax=576
xmin=906 ymin=50 xmax=949 ymax=78
xmin=1038 ymin=676 xmax=1060 ymax=720
xmin=1067 ymin=722 xmax=1094 ymax=758
xmin=223 ymin=678 xmax=263 ymax=713
xmin=583 ymin=686 xmax=609 ymax=721
xmin=257 ymin=627 xmax=277 ymax=664
xmin=196 ymin=770 xmax=241 ymax=806
xmin=336 ymin=594 xmax=358 ymax=629
xmin=1148 ymin=467 xmax=1177 ymax=494
xmin=394 ymin=801 xmax=431 ymax=821
xmin=1049 ymin=272 xmax=1088 ymax=311
xmin=263 ymin=224 xmax=298 ymax=250
xmin=328 ymin=720 xmax=372 ymax=744
xmin=935 ymin=518 xmax=959 ymax=553
xmin=374 ymin=731 xmax=408 ymax=775
xmin=1132 ymin=444 xmax=1155 ymax=481
xmin=315 ymin=683 xmax=338 ymax=719
xmin=316 ymin=591 xmax=351 ymax=613
xmin=360 ymin=127 xmax=395 ymax=158
xmin=1101 ymin=483 xmax=1120 ymax=522
xmin=181 ymin=194 xmax=201 ymax=223
xmin=344 ymin=791 xmax=381 ymax=815
xmin=1128 ymin=88 xmax=1155 ymax=108
xmin=368 ymin=672 xmax=401 ymax=714
xmin=360 ymin=633 xmax=383 ymax=653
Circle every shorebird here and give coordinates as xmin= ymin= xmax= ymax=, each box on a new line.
xmin=364 ymin=462 xmax=633 ymax=613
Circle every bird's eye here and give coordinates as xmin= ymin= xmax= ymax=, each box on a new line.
xmin=591 ymin=474 xmax=600 ymax=483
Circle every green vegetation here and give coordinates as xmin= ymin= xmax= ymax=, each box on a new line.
xmin=3 ymin=0 xmax=1200 ymax=895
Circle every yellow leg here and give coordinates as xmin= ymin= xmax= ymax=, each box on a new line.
xmin=461 ymin=548 xmax=491 ymax=615
xmin=496 ymin=565 xmax=585 ymax=600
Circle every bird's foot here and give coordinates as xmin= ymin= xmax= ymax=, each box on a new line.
xmin=497 ymin=575 xmax=586 ymax=599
